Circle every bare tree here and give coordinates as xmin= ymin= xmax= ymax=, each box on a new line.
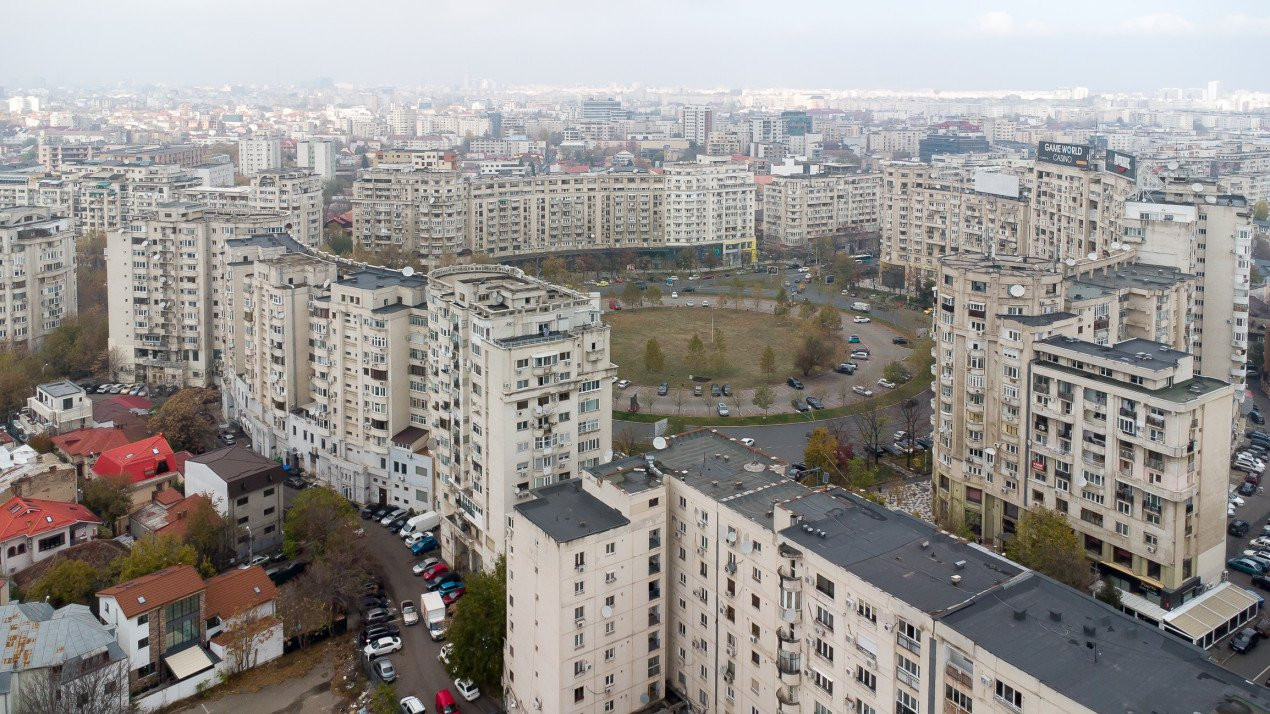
xmin=674 ymin=386 xmax=685 ymax=415
xmin=613 ymin=428 xmax=644 ymax=457
xmin=853 ymin=409 xmax=891 ymax=465
xmin=18 ymin=656 xmax=132 ymax=714
xmin=220 ymin=612 xmax=278 ymax=675
xmin=897 ymin=398 xmax=924 ymax=468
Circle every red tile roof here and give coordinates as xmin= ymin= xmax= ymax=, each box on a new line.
xmin=153 ymin=488 xmax=184 ymax=506
xmin=98 ymin=564 xmax=205 ymax=619
xmin=49 ymin=428 xmax=130 ymax=457
xmin=91 ymin=434 xmax=177 ymax=483
xmin=111 ymin=395 xmax=153 ymax=411
xmin=203 ymin=566 xmax=277 ymax=620
xmin=154 ymin=494 xmax=217 ymax=539
xmin=0 ymin=496 xmax=101 ymax=542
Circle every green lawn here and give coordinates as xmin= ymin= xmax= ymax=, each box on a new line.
xmin=607 ymin=307 xmax=802 ymax=390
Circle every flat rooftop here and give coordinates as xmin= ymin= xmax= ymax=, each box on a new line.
xmin=224 ymin=233 xmax=305 ymax=253
xmin=336 ymin=269 xmax=427 ymax=291
xmin=1036 ymin=335 xmax=1186 ymax=370
xmin=941 ymin=574 xmax=1270 ymax=714
xmin=37 ymin=380 xmax=82 ymax=398
xmin=515 ymin=479 xmax=630 ymax=544
xmin=1070 ymin=262 xmax=1192 ymax=294
xmin=780 ymin=488 xmax=1023 ymax=614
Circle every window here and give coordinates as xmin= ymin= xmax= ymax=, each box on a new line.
xmin=262 ymin=488 xmax=274 ymax=497
xmin=236 ymin=496 xmax=249 ymax=507
xmin=814 ymin=637 xmax=834 ymax=662
xmin=574 ymin=685 xmax=584 ymax=701
xmin=995 ymin=680 xmax=1023 ymax=711
xmin=855 ymin=666 xmax=876 ymax=691
xmin=605 ymin=542 xmax=616 ymax=555
xmin=856 ymin=600 xmax=876 ymax=623
xmin=811 ymin=669 xmax=833 ymax=694
xmin=815 ymin=574 xmax=835 ymax=598
xmin=36 ymin=533 xmax=65 ymax=551
xmin=896 ymin=653 xmax=921 ymax=688
xmin=162 ymin=594 xmax=200 ymax=651
xmin=946 ymin=685 xmax=973 ymax=712
xmin=814 ymin=605 xmax=834 ymax=631
xmin=137 ymin=636 xmax=149 ymax=649
xmin=647 ymin=655 xmax=660 ymax=677
xmin=897 ymin=689 xmax=920 ymax=714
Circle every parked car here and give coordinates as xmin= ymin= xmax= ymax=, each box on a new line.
xmin=410 ymin=535 xmax=439 ymax=555
xmin=360 ymin=594 xmax=388 ymax=611
xmin=435 ymin=690 xmax=460 ymax=714
xmin=877 ymin=379 xmax=897 ymax=389
xmin=806 ymin=397 xmax=824 ymax=410
xmin=792 ymin=399 xmax=810 ymax=413
xmin=892 ymin=337 xmax=910 ymax=345
xmin=852 ymin=385 xmax=873 ymax=397
xmin=722 ymin=384 xmax=732 ymax=397
xmin=1228 ymin=557 xmax=1267 ymax=575
xmin=850 ymin=351 xmax=870 ymax=360
xmin=1231 ymin=520 xmax=1252 ymax=537
xmin=238 ymin=554 xmax=269 ymax=570
xmin=438 ymin=642 xmax=454 ymax=665
xmin=671 ymin=292 xmax=679 ymax=299
xmin=412 ymin=557 xmax=443 ymax=576
xmin=454 ymin=678 xmax=481 ymax=702
xmin=1253 ymin=575 xmax=1270 ymax=592
xmin=363 ymin=608 xmax=394 ymax=626
xmin=364 ymin=636 xmax=403 ymax=658
xmin=284 ymin=475 xmax=308 ymax=489
xmin=616 ymin=379 xmax=631 ymax=389
xmin=373 ymin=658 xmax=397 ymax=683
xmin=847 ymin=334 xmax=861 ymax=343
xmin=657 ymin=383 xmax=669 ymax=396
xmin=379 ymin=509 xmax=407 ymax=526
xmin=711 ymin=384 xmax=721 ymax=397
xmin=427 ymin=572 xmax=464 ymax=591
xmin=1241 ymin=481 xmax=1258 ymax=496
xmin=359 ymin=624 xmax=400 ymax=645
xmin=1232 ymin=627 xmax=1261 ymax=654
xmin=787 ymin=377 xmax=804 ymax=390
xmin=401 ymin=601 xmax=419 ymax=626
xmin=1252 ymin=410 xmax=1266 ymax=425
xmin=835 ymin=363 xmax=857 ymax=375
xmin=717 ymin=403 xmax=730 ymax=417
xmin=685 ymin=300 xmax=695 ymax=306
xmin=693 ymin=385 xmax=703 ymax=396
xmin=852 ymin=316 xmax=871 ymax=323
xmin=442 ymin=587 xmax=467 ymax=606
xmin=1248 ymin=473 xmax=1263 ymax=487
xmin=400 ymin=696 xmax=427 ymax=714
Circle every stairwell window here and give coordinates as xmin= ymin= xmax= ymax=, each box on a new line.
xmin=995 ymin=680 xmax=1023 ymax=711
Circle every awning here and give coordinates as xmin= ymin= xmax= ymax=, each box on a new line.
xmin=164 ymin=646 xmax=215 ymax=680
xmin=1163 ymin=582 xmax=1260 ymax=642
xmin=1099 ymin=560 xmax=1166 ymax=591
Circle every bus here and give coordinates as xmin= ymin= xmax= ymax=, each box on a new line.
xmin=852 ymin=254 xmax=874 ymax=264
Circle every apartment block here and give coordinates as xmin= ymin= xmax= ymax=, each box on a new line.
xmin=1029 ymin=152 xmax=1134 ymax=262
xmin=427 ymin=265 xmax=615 ymax=571
xmin=681 ymin=105 xmax=713 ymax=145
xmin=296 ymin=139 xmax=337 ymax=181
xmin=762 ymin=171 xmax=881 ymax=249
xmin=374 ymin=148 xmax=459 ymax=170
xmin=880 ymin=164 xmax=1029 ymax=291
xmin=350 ymin=166 xmax=467 ymax=261
xmin=508 ymin=429 xmax=1268 ymax=714
xmin=930 ymin=254 xmax=1233 ymax=612
xmin=106 ymin=204 xmax=297 ymax=388
xmin=238 ymin=137 xmax=282 ymax=176
xmin=0 ymin=206 xmax=78 ymax=350
xmin=179 ymin=168 xmax=324 ymax=248
xmin=662 ymin=158 xmax=756 ymax=263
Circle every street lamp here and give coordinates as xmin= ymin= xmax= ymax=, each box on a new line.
xmin=244 ymin=525 xmax=253 ymax=563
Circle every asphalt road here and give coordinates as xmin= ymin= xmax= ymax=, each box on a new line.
xmin=357 ymin=520 xmax=503 ymax=712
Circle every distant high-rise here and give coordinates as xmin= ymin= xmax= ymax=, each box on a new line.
xmin=1206 ymin=80 xmax=1222 ymax=102
xmin=581 ymin=97 xmax=622 ymax=122
xmin=296 ymin=139 xmax=337 ymax=182
xmin=681 ymin=105 xmax=713 ymax=145
xmin=238 ymin=137 xmax=281 ymax=176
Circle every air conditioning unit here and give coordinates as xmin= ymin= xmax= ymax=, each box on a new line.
xmin=865 ymin=658 xmax=876 ymax=671
xmin=1147 ymin=545 xmax=1157 ymax=553
xmin=575 ymin=618 xmax=585 ymax=628
xmin=749 ymin=635 xmax=758 ymax=643
xmin=604 ymin=686 xmax=612 ymax=694
xmin=575 ymin=563 xmax=585 ymax=572
xmin=726 ymin=645 xmax=736 ymax=656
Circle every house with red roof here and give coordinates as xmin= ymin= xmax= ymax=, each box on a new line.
xmin=0 ymin=496 xmax=101 ymax=574
xmin=91 ymin=435 xmax=190 ymax=510
xmin=50 ymin=427 xmax=130 ymax=477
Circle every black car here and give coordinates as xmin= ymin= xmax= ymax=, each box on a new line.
xmin=1241 ymin=481 xmax=1258 ymax=497
xmin=1230 ymin=520 xmax=1252 ymax=537
xmin=792 ymin=399 xmax=810 ymax=412
xmin=359 ymin=623 xmax=401 ymax=645
xmin=710 ymin=384 xmax=721 ymax=397
xmin=360 ymin=595 xmax=388 ymax=611
xmin=268 ymin=561 xmax=306 ymax=586
xmin=835 ymin=363 xmax=856 ymax=375
xmin=722 ymin=384 xmax=732 ymax=397
xmin=915 ymin=437 xmax=933 ymax=450
xmin=387 ymin=516 xmax=409 ymax=531
xmin=681 ymin=286 xmax=696 ymax=293
xmin=657 ymin=383 xmax=669 ymax=396
xmin=1232 ymin=628 xmax=1260 ymax=654
xmin=806 ymin=397 xmax=824 ymax=410
xmin=371 ymin=505 xmax=391 ymax=520
xmin=1253 ymin=410 xmax=1267 ymax=426
xmin=285 ymin=475 xmax=308 ymax=489
xmin=787 ymin=377 xmax=804 ymax=390
xmin=1254 ymin=575 xmax=1270 ymax=592
xmin=892 ymin=337 xmax=910 ymax=345
xmin=360 ymin=505 xmax=377 ymax=520
xmin=635 ymin=281 xmax=648 ymax=289
xmin=426 ymin=572 xmax=464 ymax=591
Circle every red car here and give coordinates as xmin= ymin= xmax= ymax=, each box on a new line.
xmin=608 ymin=300 xmax=621 ymax=310
xmin=420 ymin=563 xmax=449 ymax=581
xmin=442 ymin=586 xmax=467 ymax=605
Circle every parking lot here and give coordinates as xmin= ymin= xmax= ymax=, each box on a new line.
xmin=356 ymin=516 xmax=503 ymax=712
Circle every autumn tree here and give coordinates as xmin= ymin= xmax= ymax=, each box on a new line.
xmin=148 ymin=388 xmax=218 ymax=453
xmin=81 ymin=475 xmax=133 ymax=525
xmin=853 ymin=409 xmax=890 ymax=464
xmin=646 ymin=285 xmax=663 ymax=305
xmin=621 ymin=281 xmax=643 ymax=307
xmin=283 ymin=485 xmax=359 ymax=559
xmin=686 ymin=333 xmax=705 ymax=367
xmin=18 ymin=656 xmax=130 ymax=714
xmin=368 ymin=683 xmax=398 ymax=714
xmin=322 ymin=227 xmax=353 ymax=256
xmin=28 ymin=559 xmax=102 ymax=607
xmin=813 ymin=305 xmax=841 ymax=334
xmin=1256 ymin=199 xmax=1269 ymax=222
xmin=113 ymin=533 xmax=208 ymax=582
xmin=220 ymin=612 xmax=278 ymax=675
xmin=540 ymin=256 xmax=568 ymax=284
xmin=803 ymin=428 xmax=840 ymax=480
xmin=883 ymin=361 xmax=911 ymax=385
xmin=183 ymin=496 xmax=236 ymax=572
xmin=759 ymin=345 xmax=777 ymax=376
xmin=832 ymin=253 xmax=856 ymax=289
xmin=798 ymin=301 xmax=817 ymax=320
xmin=728 ymin=277 xmax=745 ymax=306
xmin=1005 ymin=508 xmax=1095 ymax=591
xmin=444 ymin=555 xmax=507 ymax=690
xmin=897 ymin=398 xmax=924 ymax=468
xmin=752 ymin=385 xmax=774 ymax=417
xmin=793 ymin=332 xmax=834 ymax=376
xmin=643 ymin=339 xmax=666 ymax=373
xmin=1096 ymin=576 xmax=1124 ymax=609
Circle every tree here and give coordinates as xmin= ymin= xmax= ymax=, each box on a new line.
xmin=220 ymin=612 xmax=278 ymax=675
xmin=114 ymin=533 xmax=207 ymax=582
xmin=883 ymin=362 xmax=911 ymax=385
xmin=283 ymin=485 xmax=358 ymax=559
xmin=352 ymin=241 xmax=411 ymax=270
xmin=81 ymin=476 xmax=132 ymax=525
xmin=728 ymin=277 xmax=745 ymax=307
xmin=706 ymin=350 xmax=731 ymax=377
xmin=712 ymin=328 xmax=727 ymax=353
xmin=1095 ymin=576 xmax=1124 ymax=609
xmin=28 ymin=559 xmax=102 ymax=607
xmin=322 ymin=227 xmax=353 ymax=256
xmin=793 ymin=332 xmax=834 ymax=376
xmin=148 ymin=388 xmax=218 ymax=453
xmin=813 ymin=305 xmax=841 ymax=334
xmin=752 ymin=385 xmax=774 ymax=417
xmin=853 ymin=410 xmax=890 ymax=464
xmin=17 ymin=657 xmax=131 ymax=714
xmin=759 ymin=346 xmax=777 ymax=376
xmin=1256 ymin=199 xmax=1269 ymax=222
xmin=1005 ymin=508 xmax=1094 ymax=590
xmin=183 ymin=496 xmax=236 ymax=572
xmin=798 ymin=301 xmax=817 ymax=320
xmin=540 ymin=257 xmax=568 ymax=284
xmin=445 ymin=555 xmax=507 ymax=690
xmin=77 ymin=229 xmax=108 ymax=311
xmin=897 ymin=398 xmax=924 ymax=468
xmin=621 ymin=281 xmax=643 ymax=307
xmin=686 ymin=333 xmax=705 ymax=365
xmin=368 ymin=683 xmax=398 ymax=714
xmin=811 ymin=235 xmax=836 ymax=265
xmin=673 ymin=386 xmax=685 ymax=415
xmin=613 ymin=429 xmax=647 ymax=457
xmin=646 ymin=285 xmax=663 ymax=305
xmin=803 ymin=428 xmax=840 ymax=480
xmin=27 ymin=434 xmax=53 ymax=454
xmin=774 ymin=286 xmax=790 ymax=308
xmin=832 ymin=253 xmax=856 ymax=289
xmin=643 ymin=339 xmax=665 ymax=373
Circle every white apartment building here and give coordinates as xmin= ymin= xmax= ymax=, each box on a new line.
xmin=179 ymin=169 xmax=324 ymax=248
xmin=350 ymin=166 xmax=468 ymax=262
xmin=507 ymin=429 xmax=1268 ymax=714
xmin=681 ymin=106 xmax=713 ymax=145
xmin=238 ymin=137 xmax=282 ymax=176
xmin=0 ymin=163 xmax=202 ymax=234
xmin=106 ymin=204 xmax=297 ymax=388
xmin=191 ymin=160 xmax=235 ymax=188
xmin=930 ymin=254 xmax=1233 ymax=612
xmin=296 ymin=139 xmax=337 ymax=181
xmin=663 ymin=158 xmax=756 ymax=264
xmin=762 ymin=171 xmax=881 ymax=249
xmin=0 ymin=206 xmax=77 ymax=350
xmin=21 ymin=379 xmax=94 ymax=438
xmin=1029 ymin=148 xmax=1135 ymax=262
xmin=427 ymin=265 xmax=616 ymax=572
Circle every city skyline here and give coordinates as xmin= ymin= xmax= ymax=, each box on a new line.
xmin=7 ymin=0 xmax=1270 ymax=92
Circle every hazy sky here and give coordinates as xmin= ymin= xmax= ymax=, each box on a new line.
xmin=7 ymin=0 xmax=1269 ymax=91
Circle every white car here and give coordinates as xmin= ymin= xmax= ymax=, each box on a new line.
xmin=717 ymin=402 xmax=729 ymax=417
xmin=1236 ymin=458 xmax=1265 ymax=471
xmin=877 ymin=379 xmax=897 ymax=389
xmin=852 ymin=385 xmax=874 ymax=397
xmin=798 ymin=266 xmax=811 ymax=273
xmin=438 ymin=642 xmax=454 ymax=665
xmin=401 ymin=601 xmax=419 ymax=626
xmin=852 ymin=316 xmax=871 ymax=323
xmin=399 ymin=697 xmax=426 ymax=714
xmin=1230 ymin=504 xmax=1238 ymax=517
xmin=404 ymin=532 xmax=428 ymax=548
xmin=671 ymin=291 xmax=679 ymax=299
xmin=1250 ymin=536 xmax=1270 ymax=549
xmin=685 ymin=300 xmax=695 ymax=306
xmin=454 ymin=678 xmax=481 ymax=702
xmin=1230 ymin=495 xmax=1247 ymax=507
xmin=238 ymin=554 xmax=269 ymax=570
xmin=689 ymin=274 xmax=700 ymax=281
xmin=412 ymin=557 xmax=442 ymax=576
xmin=850 ymin=351 xmax=870 ymax=360
xmin=701 ymin=300 xmax=710 ymax=307
xmin=616 ymin=379 xmax=631 ymax=389
xmin=739 ymin=438 xmax=755 ymax=447
xmin=363 ymin=636 xmax=403 ymax=657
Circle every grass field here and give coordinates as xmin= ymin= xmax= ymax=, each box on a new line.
xmin=607 ymin=307 xmax=801 ymax=390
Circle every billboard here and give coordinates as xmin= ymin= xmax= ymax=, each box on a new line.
xmin=973 ymin=171 xmax=1021 ymax=198
xmin=1104 ymin=149 xmax=1137 ymax=180
xmin=1037 ymin=141 xmax=1091 ymax=169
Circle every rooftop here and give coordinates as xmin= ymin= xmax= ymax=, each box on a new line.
xmin=515 ymin=479 xmax=629 ymax=544
xmin=224 ymin=232 xmax=305 ymax=253
xmin=49 ymin=427 xmax=129 ymax=458
xmin=940 ymin=573 xmax=1270 ymax=713
xmin=188 ymin=445 xmax=286 ymax=491
xmin=0 ymin=497 xmax=101 ymax=542
xmin=0 ymin=602 xmax=125 ymax=675
xmin=203 ymin=566 xmax=276 ymax=620
xmin=1036 ymin=335 xmax=1187 ymax=370
xmin=1070 ymin=262 xmax=1193 ymax=293
xmin=780 ymin=488 xmax=1023 ymax=614
xmin=97 ymin=564 xmax=204 ymax=619
xmin=36 ymin=380 xmax=82 ymax=399
xmin=336 ymin=269 xmax=427 ymax=291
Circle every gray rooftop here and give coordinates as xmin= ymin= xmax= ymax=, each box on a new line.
xmin=0 ymin=602 xmax=125 ymax=675
xmin=1037 ymin=335 xmax=1187 ymax=370
xmin=336 ymin=269 xmax=427 ymax=291
xmin=37 ymin=380 xmax=82 ymax=398
xmin=940 ymin=574 xmax=1270 ymax=714
xmin=780 ymin=488 xmax=1023 ymax=614
xmin=515 ymin=480 xmax=630 ymax=544
xmin=224 ymin=232 xmax=305 ymax=253
xmin=998 ymin=311 xmax=1076 ymax=326
xmin=1070 ymin=263 xmax=1192 ymax=293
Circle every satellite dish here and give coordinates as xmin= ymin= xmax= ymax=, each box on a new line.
xmin=534 ymin=405 xmax=543 ymax=415
xmin=140 ymin=240 xmax=149 ymax=248
xmin=602 ymin=449 xmax=613 ymax=463
xmin=1086 ymin=253 xmax=1098 ymax=261
xmin=984 ymin=447 xmax=996 ymax=456
xmin=1205 ymin=195 xmax=1217 ymax=204
xmin=402 ymin=266 xmax=415 ymax=277
xmin=1064 ymin=258 xmax=1076 ymax=267
xmin=1110 ymin=241 xmax=1121 ymax=250
xmin=640 ymin=695 xmax=651 ymax=705
xmin=601 ymin=605 xmax=613 ymax=618
xmin=1191 ymin=182 xmax=1204 ymax=193
xmin=652 ymin=436 xmax=667 ymax=450
xmin=1167 ymin=160 xmax=1179 ymax=170
xmin=425 ymin=437 xmax=438 ymax=451
xmin=322 ymin=279 xmax=331 ymax=289
xmin=1008 ymin=284 xmax=1025 ymax=298
xmin=739 ymin=539 xmax=753 ymax=554
xmin=725 ymin=530 xmax=737 ymax=543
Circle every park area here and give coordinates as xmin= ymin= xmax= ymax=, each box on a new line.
xmin=607 ymin=306 xmax=802 ymax=389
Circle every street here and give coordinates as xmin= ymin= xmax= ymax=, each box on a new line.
xmin=359 ymin=517 xmax=504 ymax=712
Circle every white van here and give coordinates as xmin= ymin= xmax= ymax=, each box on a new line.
xmin=399 ymin=510 xmax=442 ymax=539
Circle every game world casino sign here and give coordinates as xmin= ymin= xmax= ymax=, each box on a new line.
xmin=1037 ymin=141 xmax=1091 ymax=169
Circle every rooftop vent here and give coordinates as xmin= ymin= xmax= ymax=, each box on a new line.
xmin=1049 ymin=610 xmax=1062 ymax=622
xmin=1083 ymin=624 xmax=1097 ymax=636
xmin=954 ymin=560 xmax=967 ymax=570
xmin=920 ymin=540 xmax=930 ymax=549
xmin=137 ymin=596 xmax=146 ymax=605
xmin=1012 ymin=608 xmax=1027 ymax=621
xmin=951 ymin=574 xmax=962 ymax=585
